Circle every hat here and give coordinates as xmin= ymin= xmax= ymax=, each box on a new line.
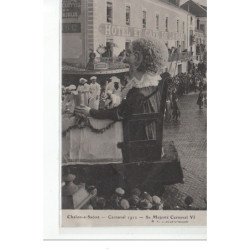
xmin=120 ymin=199 xmax=130 ymax=210
xmin=79 ymin=78 xmax=87 ymax=83
xmin=67 ymin=84 xmax=77 ymax=91
xmin=90 ymin=76 xmax=97 ymax=80
xmin=115 ymin=187 xmax=125 ymax=196
xmin=152 ymin=196 xmax=161 ymax=205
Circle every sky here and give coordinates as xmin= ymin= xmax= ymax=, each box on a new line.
xmin=180 ymin=0 xmax=207 ymax=6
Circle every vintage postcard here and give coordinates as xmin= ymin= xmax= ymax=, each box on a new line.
xmin=60 ymin=0 xmax=207 ymax=237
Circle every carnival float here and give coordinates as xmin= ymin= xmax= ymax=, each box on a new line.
xmin=61 ymin=45 xmax=184 ymax=210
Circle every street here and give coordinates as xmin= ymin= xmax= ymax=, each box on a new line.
xmin=163 ymin=92 xmax=207 ymax=209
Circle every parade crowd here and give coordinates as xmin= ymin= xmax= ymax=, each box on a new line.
xmin=62 ymin=62 xmax=207 ymax=122
xmin=162 ymin=61 xmax=207 ymax=122
xmin=62 ymin=75 xmax=125 ymax=113
xmin=63 ymin=174 xmax=199 ymax=210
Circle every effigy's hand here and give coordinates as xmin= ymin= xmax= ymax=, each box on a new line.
xmin=81 ymin=106 xmax=91 ymax=115
xmin=74 ymin=105 xmax=91 ymax=117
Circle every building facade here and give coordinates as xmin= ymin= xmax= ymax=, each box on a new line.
xmin=181 ymin=0 xmax=207 ymax=62
xmin=62 ymin=0 xmax=200 ymax=75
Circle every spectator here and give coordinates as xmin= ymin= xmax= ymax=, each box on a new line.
xmin=197 ymin=88 xmax=204 ymax=109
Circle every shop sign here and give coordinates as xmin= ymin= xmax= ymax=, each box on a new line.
xmin=62 ymin=0 xmax=81 ymax=19
xmin=63 ymin=23 xmax=81 ymax=33
xmin=99 ymin=24 xmax=185 ymax=41
xmin=94 ymin=63 xmax=108 ymax=70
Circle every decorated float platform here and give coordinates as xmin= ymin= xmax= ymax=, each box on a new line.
xmin=62 ymin=64 xmax=129 ymax=75
xmin=62 ymin=141 xmax=183 ymax=200
xmin=62 ymin=59 xmax=130 ymax=86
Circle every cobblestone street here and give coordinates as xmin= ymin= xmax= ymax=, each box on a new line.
xmin=163 ymin=93 xmax=207 ymax=209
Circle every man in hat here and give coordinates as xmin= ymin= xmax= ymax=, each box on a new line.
xmin=105 ymin=77 xmax=114 ymax=93
xmin=77 ymin=78 xmax=89 ymax=93
xmin=89 ymin=76 xmax=101 ymax=109
xmin=106 ymin=76 xmax=121 ymax=93
xmin=76 ymin=78 xmax=90 ymax=106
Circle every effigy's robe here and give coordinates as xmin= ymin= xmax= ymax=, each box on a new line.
xmin=62 ymin=117 xmax=123 ymax=164
xmin=62 ymin=86 xmax=159 ymax=164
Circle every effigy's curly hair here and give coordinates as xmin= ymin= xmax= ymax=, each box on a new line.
xmin=132 ymin=38 xmax=168 ymax=74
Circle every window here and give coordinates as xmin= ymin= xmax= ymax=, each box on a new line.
xmin=126 ymin=5 xmax=130 ymax=26
xmin=190 ymin=16 xmax=193 ymax=25
xmin=197 ymin=18 xmax=200 ymax=30
xmin=182 ymin=41 xmax=185 ymax=51
xmin=177 ymin=19 xmax=179 ymax=32
xmin=165 ymin=17 xmax=168 ymax=32
xmin=105 ymin=39 xmax=113 ymax=57
xmin=142 ymin=11 xmax=147 ymax=28
xmin=156 ymin=14 xmax=159 ymax=30
xmin=107 ymin=2 xmax=113 ymax=23
xmin=125 ymin=41 xmax=131 ymax=50
xmin=183 ymin=21 xmax=185 ymax=33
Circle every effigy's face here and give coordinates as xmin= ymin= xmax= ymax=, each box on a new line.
xmin=123 ymin=46 xmax=136 ymax=67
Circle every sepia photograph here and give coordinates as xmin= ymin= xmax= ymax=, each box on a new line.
xmin=61 ymin=0 xmax=207 ymax=222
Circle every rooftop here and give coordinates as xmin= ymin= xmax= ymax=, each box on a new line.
xmin=180 ymin=0 xmax=207 ymax=17
xmin=159 ymin=0 xmax=180 ymax=7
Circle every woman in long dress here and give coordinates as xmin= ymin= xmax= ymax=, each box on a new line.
xmin=89 ymin=76 xmax=101 ymax=109
xmin=77 ymin=78 xmax=90 ymax=106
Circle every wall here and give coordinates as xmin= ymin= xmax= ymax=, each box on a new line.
xmin=62 ymin=0 xmax=86 ymax=66
xmin=92 ymin=0 xmax=190 ymax=57
xmin=187 ymin=13 xmax=197 ymax=59
xmin=62 ymin=0 xmax=193 ymax=73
